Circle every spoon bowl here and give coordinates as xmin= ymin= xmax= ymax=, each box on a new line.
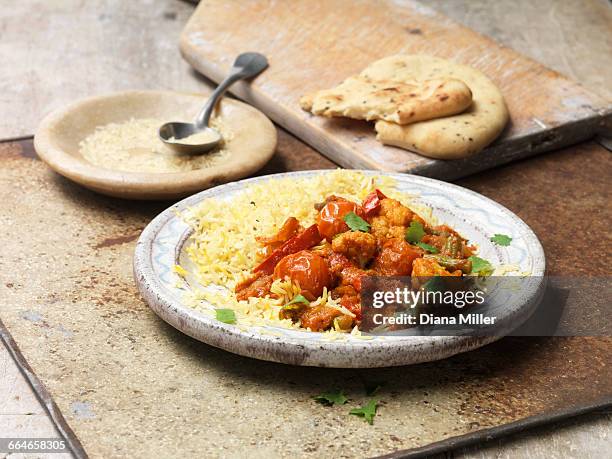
xmin=160 ymin=52 xmax=268 ymax=155
xmin=159 ymin=123 xmax=222 ymax=155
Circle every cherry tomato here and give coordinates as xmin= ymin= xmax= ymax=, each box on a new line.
xmin=273 ymin=251 xmax=331 ymax=300
xmin=316 ymin=199 xmax=361 ymax=242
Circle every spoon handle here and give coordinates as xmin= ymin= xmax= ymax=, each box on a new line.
xmin=195 ymin=52 xmax=268 ymax=129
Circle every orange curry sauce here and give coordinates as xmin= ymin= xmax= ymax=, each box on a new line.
xmin=235 ymin=190 xmax=474 ymax=331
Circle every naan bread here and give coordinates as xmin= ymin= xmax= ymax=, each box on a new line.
xmin=300 ymin=76 xmax=472 ymax=125
xmin=364 ymin=55 xmax=509 ymax=159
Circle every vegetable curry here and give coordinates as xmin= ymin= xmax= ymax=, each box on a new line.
xmin=235 ymin=190 xmax=475 ymax=332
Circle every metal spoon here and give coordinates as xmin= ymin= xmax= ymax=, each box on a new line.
xmin=159 ymin=52 xmax=268 ymax=155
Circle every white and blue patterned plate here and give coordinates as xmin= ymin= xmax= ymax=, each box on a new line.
xmin=133 ymin=171 xmax=545 ymax=368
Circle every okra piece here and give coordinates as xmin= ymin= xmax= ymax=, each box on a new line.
xmin=441 ymin=235 xmax=462 ymax=258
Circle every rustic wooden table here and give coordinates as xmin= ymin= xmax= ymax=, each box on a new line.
xmin=1 ymin=1 xmax=610 ymax=457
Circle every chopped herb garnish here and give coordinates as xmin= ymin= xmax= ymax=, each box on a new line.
xmin=416 ymin=242 xmax=438 ymax=253
xmin=490 ymin=234 xmax=512 ymax=246
xmin=284 ymin=294 xmax=310 ymax=308
xmin=314 ymin=389 xmax=348 ymax=406
xmin=469 ymin=256 xmax=493 ymax=275
xmin=344 ymin=212 xmax=370 ymax=232
xmin=364 ymin=382 xmax=385 ymax=396
xmin=349 ymin=399 xmax=378 ymax=424
xmin=405 ymin=221 xmax=425 ymax=243
xmin=215 ymin=308 xmax=236 ymax=324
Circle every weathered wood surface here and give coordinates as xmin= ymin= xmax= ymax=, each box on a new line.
xmin=1 ymin=0 xmax=611 ymax=457
xmin=428 ymin=0 xmax=612 ymax=102
xmin=0 ymin=343 xmax=72 ymax=459
xmin=0 ymin=0 xmax=203 ymax=140
xmin=454 ymin=410 xmax=612 ymax=459
xmin=1 ymin=0 xmax=609 ymax=144
xmin=180 ymin=0 xmax=611 ymax=177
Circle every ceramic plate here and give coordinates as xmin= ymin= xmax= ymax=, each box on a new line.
xmin=34 ymin=90 xmax=277 ymax=200
xmin=133 ymin=171 xmax=545 ymax=368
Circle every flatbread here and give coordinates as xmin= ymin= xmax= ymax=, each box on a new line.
xmin=364 ymin=55 xmax=509 ymax=159
xmin=300 ymin=76 xmax=472 ymax=125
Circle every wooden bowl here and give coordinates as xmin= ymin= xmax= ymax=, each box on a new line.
xmin=34 ymin=90 xmax=277 ymax=200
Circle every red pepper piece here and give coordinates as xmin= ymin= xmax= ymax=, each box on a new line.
xmin=253 ymin=224 xmax=323 ymax=274
xmin=362 ymin=189 xmax=387 ymax=218
xmin=340 ymin=295 xmax=362 ymax=322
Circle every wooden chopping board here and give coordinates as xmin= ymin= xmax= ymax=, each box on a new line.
xmin=180 ymin=0 xmax=611 ymax=179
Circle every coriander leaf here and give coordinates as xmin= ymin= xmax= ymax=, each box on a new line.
xmin=284 ymin=294 xmax=310 ymax=307
xmin=349 ymin=399 xmax=378 ymax=425
xmin=416 ymin=242 xmax=439 ymax=253
xmin=405 ymin=221 xmax=425 ymax=243
xmin=215 ymin=308 xmax=236 ymax=324
xmin=314 ymin=389 xmax=348 ymax=406
xmin=344 ymin=211 xmax=371 ymax=232
xmin=490 ymin=233 xmax=512 ymax=246
xmin=364 ymin=381 xmax=385 ymax=396
xmin=469 ymin=256 xmax=493 ymax=275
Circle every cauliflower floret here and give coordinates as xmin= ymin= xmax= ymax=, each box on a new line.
xmin=371 ymin=218 xmax=406 ymax=241
xmin=371 ymin=199 xmax=414 ymax=242
xmin=331 ymin=231 xmax=377 ymax=267
xmin=379 ymin=198 xmax=414 ymax=226
xmin=370 ymin=198 xmax=430 ymax=244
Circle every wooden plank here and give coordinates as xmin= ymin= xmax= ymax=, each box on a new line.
xmin=0 ymin=342 xmax=44 ymax=416
xmin=0 ymin=414 xmax=60 ymax=437
xmin=0 ymin=342 xmax=72 ymax=458
xmin=180 ymin=0 xmax=611 ymax=178
xmin=0 ymin=0 xmax=205 ymax=141
xmin=454 ymin=411 xmax=612 ymax=459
